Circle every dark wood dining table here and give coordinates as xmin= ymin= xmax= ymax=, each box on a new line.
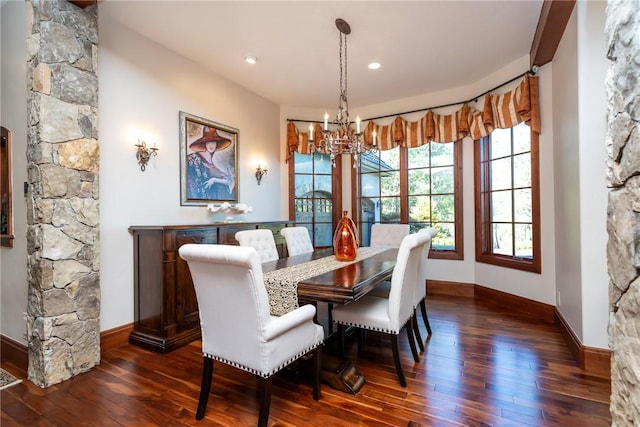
xmin=261 ymin=247 xmax=398 ymax=305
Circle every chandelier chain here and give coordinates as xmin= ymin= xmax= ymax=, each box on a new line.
xmin=308 ymin=18 xmax=377 ymax=168
xmin=341 ymin=31 xmax=347 ymax=124
xmin=339 ymin=31 xmax=343 ymax=103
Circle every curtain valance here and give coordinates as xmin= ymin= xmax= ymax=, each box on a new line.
xmin=287 ymin=74 xmax=539 ymax=158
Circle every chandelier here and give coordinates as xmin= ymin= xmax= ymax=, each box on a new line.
xmin=308 ymin=18 xmax=376 ymax=168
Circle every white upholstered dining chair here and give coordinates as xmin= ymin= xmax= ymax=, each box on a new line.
xmin=369 ymin=223 xmax=410 ymax=248
xmin=331 ymin=232 xmax=431 ymax=387
xmin=178 ymin=244 xmax=324 ymax=426
xmin=369 ymin=227 xmax=436 ymax=351
xmin=414 ymin=227 xmax=437 ymax=336
xmin=280 ymin=226 xmax=314 ymax=256
xmin=235 ymin=229 xmax=279 ymax=262
xmin=366 ymin=223 xmax=410 ymax=299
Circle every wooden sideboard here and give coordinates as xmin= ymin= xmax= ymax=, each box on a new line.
xmin=128 ymin=221 xmax=293 ymax=353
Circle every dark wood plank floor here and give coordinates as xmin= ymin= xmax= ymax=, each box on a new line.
xmin=1 ymin=295 xmax=611 ymax=426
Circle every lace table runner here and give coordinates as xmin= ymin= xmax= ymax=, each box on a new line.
xmin=263 ymin=247 xmax=388 ymax=316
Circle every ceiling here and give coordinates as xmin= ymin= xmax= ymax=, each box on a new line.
xmin=99 ymin=1 xmax=544 ymax=110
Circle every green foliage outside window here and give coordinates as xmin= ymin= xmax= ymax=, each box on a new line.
xmin=358 ymin=141 xmax=459 ymax=252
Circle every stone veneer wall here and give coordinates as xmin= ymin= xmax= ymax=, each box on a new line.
xmin=25 ymin=0 xmax=100 ymax=387
xmin=606 ymin=0 xmax=640 ymax=425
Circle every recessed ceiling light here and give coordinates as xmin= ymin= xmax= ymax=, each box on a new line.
xmin=368 ymin=62 xmax=381 ymax=70
xmin=244 ymin=55 xmax=258 ymax=65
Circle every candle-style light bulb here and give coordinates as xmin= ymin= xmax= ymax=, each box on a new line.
xmin=324 ymin=113 xmax=329 ymax=130
xmin=372 ymin=130 xmax=377 ymax=146
xmin=356 ymin=116 xmax=361 ymax=134
xmin=309 ymin=124 xmax=314 ymax=142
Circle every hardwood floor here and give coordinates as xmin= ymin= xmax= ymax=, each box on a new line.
xmin=1 ymin=295 xmax=611 ymax=426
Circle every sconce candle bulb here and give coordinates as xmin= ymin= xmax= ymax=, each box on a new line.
xmin=255 ymin=164 xmax=268 ymax=185
xmin=134 ymin=140 xmax=158 ymax=172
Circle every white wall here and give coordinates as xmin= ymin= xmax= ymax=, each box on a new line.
xmin=99 ymin=16 xmax=283 ymax=331
xmin=0 ymin=1 xmax=28 ymax=344
xmin=577 ymin=0 xmax=608 ymax=348
xmin=553 ymin=8 xmax=583 ymax=339
xmin=551 ymin=1 xmax=609 ymax=348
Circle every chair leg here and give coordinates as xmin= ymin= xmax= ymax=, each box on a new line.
xmin=196 ymin=358 xmax=213 ymax=420
xmin=405 ymin=318 xmax=420 ymax=363
xmin=412 ymin=308 xmax=425 ymax=352
xmin=357 ymin=329 xmax=365 ymax=353
xmin=337 ymin=323 xmax=345 ymax=357
xmin=328 ymin=303 xmax=334 ymax=334
xmin=420 ymin=299 xmax=432 ymax=335
xmin=390 ymin=334 xmax=407 ymax=387
xmin=258 ymin=376 xmax=273 ymax=427
xmin=313 ymin=346 xmax=322 ymax=400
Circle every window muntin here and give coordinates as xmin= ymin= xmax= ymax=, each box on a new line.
xmin=475 ymin=123 xmax=540 ymax=273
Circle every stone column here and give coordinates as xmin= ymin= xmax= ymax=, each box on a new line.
xmin=606 ymin=0 xmax=640 ymax=424
xmin=25 ymin=0 xmax=100 ymax=387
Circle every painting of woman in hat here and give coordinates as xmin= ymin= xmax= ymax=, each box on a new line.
xmin=186 ymin=125 xmax=236 ymax=201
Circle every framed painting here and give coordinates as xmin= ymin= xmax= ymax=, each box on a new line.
xmin=180 ymin=111 xmax=239 ymax=206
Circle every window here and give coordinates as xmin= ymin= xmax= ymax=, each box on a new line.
xmin=475 ymin=123 xmax=540 ymax=273
xmin=358 ymin=147 xmax=401 ymax=246
xmin=1 ymin=126 xmax=13 ymax=248
xmin=408 ymin=141 xmax=461 ymax=254
xmin=356 ymin=141 xmax=463 ymax=259
xmin=289 ymin=152 xmax=341 ymax=248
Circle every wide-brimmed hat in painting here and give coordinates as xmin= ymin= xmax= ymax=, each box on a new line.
xmin=189 ymin=126 xmax=232 ymax=152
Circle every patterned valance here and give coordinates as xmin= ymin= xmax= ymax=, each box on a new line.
xmin=287 ymin=74 xmax=539 ymax=158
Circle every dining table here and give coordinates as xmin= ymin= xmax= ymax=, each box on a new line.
xmin=260 ymin=246 xmax=398 ymax=315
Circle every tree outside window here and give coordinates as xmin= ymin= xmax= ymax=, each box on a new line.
xmin=357 ymin=141 xmax=463 ymax=259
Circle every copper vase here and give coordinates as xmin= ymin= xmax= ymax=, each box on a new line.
xmin=333 ymin=211 xmax=358 ymax=261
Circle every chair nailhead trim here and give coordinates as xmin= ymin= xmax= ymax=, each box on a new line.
xmin=333 ymin=321 xmax=400 ymax=335
xmin=203 ymin=342 xmax=322 ymax=379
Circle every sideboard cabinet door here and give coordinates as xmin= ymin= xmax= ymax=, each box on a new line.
xmin=173 ymin=229 xmax=217 ymax=328
xmin=129 ymin=222 xmax=292 ymax=353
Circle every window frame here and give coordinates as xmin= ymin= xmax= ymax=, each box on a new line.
xmin=1 ymin=126 xmax=14 ymax=248
xmin=288 ymin=152 xmax=342 ymax=248
xmin=474 ymin=126 xmax=541 ymax=273
xmin=353 ymin=140 xmax=464 ymax=260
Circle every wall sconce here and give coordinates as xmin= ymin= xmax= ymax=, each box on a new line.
xmin=255 ymin=164 xmax=268 ymax=185
xmin=134 ymin=140 xmax=158 ymax=172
